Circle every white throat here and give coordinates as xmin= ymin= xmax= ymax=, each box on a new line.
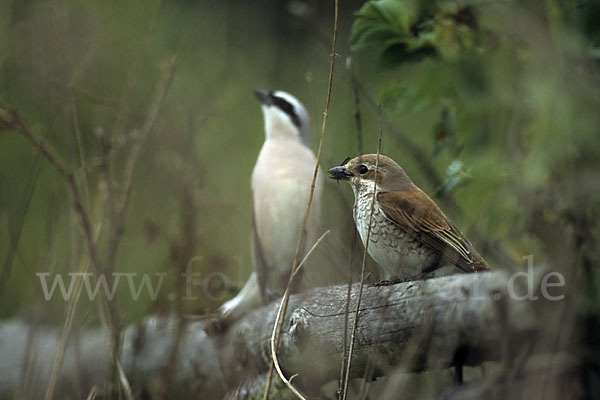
xmin=263 ymin=107 xmax=301 ymax=142
xmin=351 ymin=178 xmax=377 ymax=199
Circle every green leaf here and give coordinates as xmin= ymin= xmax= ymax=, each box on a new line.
xmin=350 ymin=0 xmax=414 ymax=51
xmin=378 ymin=42 xmax=437 ymax=69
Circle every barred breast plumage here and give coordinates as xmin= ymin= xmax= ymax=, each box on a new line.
xmin=352 ymin=183 xmax=438 ymax=281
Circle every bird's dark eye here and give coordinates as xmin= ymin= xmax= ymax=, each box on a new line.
xmin=358 ymin=165 xmax=369 ymax=174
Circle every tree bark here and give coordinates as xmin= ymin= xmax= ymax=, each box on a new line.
xmin=0 ymin=271 xmax=535 ymax=398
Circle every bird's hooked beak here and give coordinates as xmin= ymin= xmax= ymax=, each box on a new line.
xmin=328 ymin=165 xmax=353 ymax=181
xmin=253 ymin=88 xmax=273 ymax=106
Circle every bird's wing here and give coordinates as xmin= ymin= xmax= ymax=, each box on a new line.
xmin=251 ymin=207 xmax=276 ymax=303
xmin=377 ymin=189 xmax=490 ymax=272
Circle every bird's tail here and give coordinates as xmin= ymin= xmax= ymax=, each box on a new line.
xmin=218 ymin=271 xmax=263 ymax=323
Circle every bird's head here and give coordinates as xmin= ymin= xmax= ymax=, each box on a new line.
xmin=328 ymin=154 xmax=416 ymax=193
xmin=254 ymin=88 xmax=311 ymax=146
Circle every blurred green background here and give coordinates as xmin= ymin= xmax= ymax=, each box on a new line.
xmin=1 ymin=0 xmax=599 ymax=333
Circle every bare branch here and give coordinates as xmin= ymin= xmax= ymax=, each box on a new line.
xmin=0 ymin=108 xmax=104 ymax=279
xmin=106 ymin=55 xmax=178 ymax=273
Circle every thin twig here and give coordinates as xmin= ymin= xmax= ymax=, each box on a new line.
xmin=103 ymin=55 xmax=177 ymax=399
xmin=105 ymin=55 xmax=178 ymax=275
xmin=18 ymin=194 xmax=57 ymax=400
xmin=104 ymin=0 xmax=166 ymax=276
xmin=45 ymin=188 xmax=106 ymax=400
xmin=161 ymin=184 xmax=198 ymax=398
xmin=263 ymin=1 xmax=339 ymax=398
xmin=341 ymin=105 xmax=383 ymax=400
xmin=0 ymin=109 xmax=104 ymax=279
xmin=269 ymin=231 xmax=330 ymax=400
xmin=293 ymin=230 xmax=330 ymax=279
xmin=110 ymin=0 xmax=166 ymax=145
xmin=351 ymin=73 xmax=363 ymax=155
xmin=50 ymin=3 xmax=91 ymax=208
xmin=86 ymin=386 xmax=100 ymax=400
xmin=0 ymin=152 xmax=41 ymax=295
xmin=117 ymin=362 xmax=135 ymax=400
xmin=338 ymin=70 xmax=364 ymax=396
xmin=269 ymin=287 xmax=308 ymax=400
xmin=0 ymin=98 xmax=65 ymax=296
xmin=0 ymin=108 xmax=120 ymax=398
xmin=338 ymin=231 xmax=357 ymax=399
xmin=68 ymin=95 xmax=90 ymax=206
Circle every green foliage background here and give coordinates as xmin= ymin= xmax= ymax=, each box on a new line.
xmin=1 ymin=0 xmax=599 ymax=330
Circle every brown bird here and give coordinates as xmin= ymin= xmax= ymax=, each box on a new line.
xmin=328 ymin=154 xmax=490 ymax=282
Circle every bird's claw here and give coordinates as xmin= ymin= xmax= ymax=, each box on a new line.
xmin=370 ymin=280 xmax=392 ymax=287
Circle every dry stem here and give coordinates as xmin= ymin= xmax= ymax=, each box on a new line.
xmin=341 ymin=105 xmax=383 ymax=400
xmin=263 ymin=0 xmax=339 ymax=398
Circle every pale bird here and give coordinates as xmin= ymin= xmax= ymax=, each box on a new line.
xmin=219 ymin=89 xmax=323 ymax=321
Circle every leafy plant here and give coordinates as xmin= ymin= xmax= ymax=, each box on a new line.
xmin=350 ymin=0 xmax=482 ymax=69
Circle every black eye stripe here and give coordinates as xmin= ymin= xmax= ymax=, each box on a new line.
xmin=272 ymin=96 xmax=301 ymax=128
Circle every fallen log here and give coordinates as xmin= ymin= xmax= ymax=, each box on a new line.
xmin=0 ymin=271 xmax=536 ymax=398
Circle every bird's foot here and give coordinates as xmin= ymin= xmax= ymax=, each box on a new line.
xmin=370 ymin=280 xmax=392 ymax=287
xmin=370 ymin=277 xmax=413 ymax=287
xmin=371 ymin=272 xmax=441 ymax=287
